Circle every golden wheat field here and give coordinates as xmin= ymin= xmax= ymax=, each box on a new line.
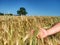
xmin=0 ymin=15 xmax=60 ymax=45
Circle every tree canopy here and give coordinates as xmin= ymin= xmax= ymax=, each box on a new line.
xmin=5 ymin=13 xmax=13 ymax=16
xmin=0 ymin=12 xmax=4 ymax=15
xmin=17 ymin=7 xmax=27 ymax=16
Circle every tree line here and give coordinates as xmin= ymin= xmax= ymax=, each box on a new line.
xmin=0 ymin=7 xmax=27 ymax=16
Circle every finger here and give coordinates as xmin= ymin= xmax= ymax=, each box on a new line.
xmin=30 ymin=30 xmax=35 ymax=35
xmin=36 ymin=34 xmax=41 ymax=39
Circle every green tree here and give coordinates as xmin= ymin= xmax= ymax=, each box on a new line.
xmin=9 ymin=13 xmax=13 ymax=16
xmin=0 ymin=12 xmax=4 ymax=15
xmin=17 ymin=7 xmax=27 ymax=16
xmin=5 ymin=13 xmax=13 ymax=16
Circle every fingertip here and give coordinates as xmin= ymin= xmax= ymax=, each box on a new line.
xmin=30 ymin=30 xmax=35 ymax=35
xmin=36 ymin=35 xmax=40 ymax=39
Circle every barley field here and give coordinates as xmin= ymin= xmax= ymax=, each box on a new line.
xmin=0 ymin=15 xmax=60 ymax=45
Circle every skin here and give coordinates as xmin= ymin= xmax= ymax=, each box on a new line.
xmin=37 ymin=23 xmax=60 ymax=39
xmin=24 ymin=23 xmax=60 ymax=41
xmin=36 ymin=28 xmax=48 ymax=39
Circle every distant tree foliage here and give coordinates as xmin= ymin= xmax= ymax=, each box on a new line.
xmin=0 ymin=12 xmax=4 ymax=15
xmin=8 ymin=13 xmax=13 ymax=16
xmin=17 ymin=7 xmax=27 ymax=16
xmin=5 ymin=13 xmax=13 ymax=16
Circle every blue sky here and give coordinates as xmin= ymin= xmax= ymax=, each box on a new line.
xmin=0 ymin=0 xmax=60 ymax=16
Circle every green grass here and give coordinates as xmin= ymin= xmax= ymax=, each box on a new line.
xmin=0 ymin=15 xmax=60 ymax=45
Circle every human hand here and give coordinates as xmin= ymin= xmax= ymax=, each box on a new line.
xmin=36 ymin=28 xmax=48 ymax=39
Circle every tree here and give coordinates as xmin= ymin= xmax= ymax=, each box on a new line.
xmin=9 ymin=13 xmax=13 ymax=16
xmin=17 ymin=7 xmax=27 ymax=16
xmin=0 ymin=12 xmax=4 ymax=15
xmin=5 ymin=13 xmax=13 ymax=16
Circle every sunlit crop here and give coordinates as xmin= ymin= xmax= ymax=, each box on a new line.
xmin=0 ymin=15 xmax=60 ymax=45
